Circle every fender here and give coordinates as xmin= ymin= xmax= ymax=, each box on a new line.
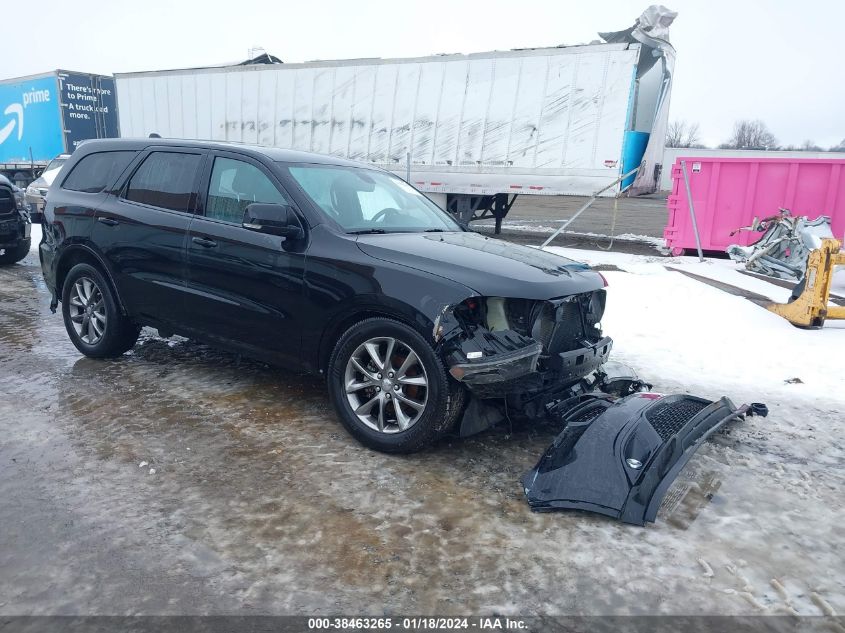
xmin=53 ymin=242 xmax=129 ymax=315
xmin=312 ymin=293 xmax=459 ymax=374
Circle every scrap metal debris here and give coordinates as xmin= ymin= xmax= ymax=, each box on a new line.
xmin=727 ymin=208 xmax=835 ymax=280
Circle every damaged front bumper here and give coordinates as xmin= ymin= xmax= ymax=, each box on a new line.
xmin=522 ymin=392 xmax=763 ymax=525
xmin=449 ymin=332 xmax=612 ymax=395
xmin=437 ymin=291 xmax=611 ymax=401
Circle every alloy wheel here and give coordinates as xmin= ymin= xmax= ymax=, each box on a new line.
xmin=344 ymin=336 xmax=429 ymax=433
xmin=68 ymin=277 xmax=107 ymax=345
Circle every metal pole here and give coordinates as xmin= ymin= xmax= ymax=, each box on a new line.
xmin=406 ymin=152 xmax=411 ymax=183
xmin=680 ymin=160 xmax=705 ymax=262
xmin=539 ymin=166 xmax=640 ymax=250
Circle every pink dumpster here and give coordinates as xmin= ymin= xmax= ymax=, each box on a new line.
xmin=664 ymin=157 xmax=845 ymax=256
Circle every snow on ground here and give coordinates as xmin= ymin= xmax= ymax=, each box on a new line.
xmin=544 ymin=245 xmax=845 ymax=405
xmin=29 ymin=223 xmax=42 ymax=252
xmin=535 ymin=246 xmax=845 ymax=616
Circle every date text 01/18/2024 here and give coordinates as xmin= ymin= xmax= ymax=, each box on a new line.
xmin=307 ymin=617 xmax=528 ymax=630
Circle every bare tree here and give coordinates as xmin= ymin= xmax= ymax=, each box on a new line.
xmin=721 ymin=120 xmax=778 ymax=150
xmin=666 ymin=120 xmax=701 ymax=148
xmin=801 ymin=140 xmax=823 ymax=152
xmin=831 ymin=138 xmax=845 ymax=152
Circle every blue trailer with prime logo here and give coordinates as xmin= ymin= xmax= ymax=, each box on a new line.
xmin=0 ymin=70 xmax=119 ymax=186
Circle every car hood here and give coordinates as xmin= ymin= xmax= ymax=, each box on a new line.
xmin=355 ymin=231 xmax=604 ymax=299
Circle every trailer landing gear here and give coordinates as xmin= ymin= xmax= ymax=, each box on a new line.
xmin=447 ymin=193 xmax=517 ymax=234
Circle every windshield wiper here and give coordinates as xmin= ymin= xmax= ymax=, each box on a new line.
xmin=424 ymin=228 xmax=446 ymax=233
xmin=348 ymin=228 xmax=387 ymax=235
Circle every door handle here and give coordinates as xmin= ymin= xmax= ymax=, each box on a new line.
xmin=97 ymin=217 xmax=119 ymax=226
xmin=191 ymin=236 xmax=218 ymax=248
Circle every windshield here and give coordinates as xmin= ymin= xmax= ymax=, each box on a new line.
xmin=284 ymin=164 xmax=460 ymax=233
xmin=45 ymin=157 xmax=67 ymax=173
xmin=41 ymin=157 xmax=67 ymax=185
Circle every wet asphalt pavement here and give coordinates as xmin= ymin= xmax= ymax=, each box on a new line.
xmin=472 ymin=194 xmax=669 ymax=253
xmin=1 ymin=237 xmax=843 ymax=616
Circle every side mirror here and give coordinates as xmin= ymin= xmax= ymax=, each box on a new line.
xmin=242 ymin=203 xmax=304 ymax=239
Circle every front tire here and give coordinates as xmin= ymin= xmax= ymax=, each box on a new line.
xmin=327 ymin=317 xmax=462 ymax=453
xmin=61 ymin=263 xmax=140 ymax=358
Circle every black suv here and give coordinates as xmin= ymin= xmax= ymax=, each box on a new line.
xmin=0 ymin=174 xmax=31 ymax=265
xmin=40 ymin=139 xmax=611 ymax=452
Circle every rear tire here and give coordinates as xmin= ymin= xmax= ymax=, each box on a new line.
xmin=61 ymin=263 xmax=140 ymax=358
xmin=327 ymin=317 xmax=463 ymax=453
xmin=0 ymin=239 xmax=30 ymax=265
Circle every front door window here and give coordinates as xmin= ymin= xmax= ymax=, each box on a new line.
xmin=206 ymin=157 xmax=286 ymax=223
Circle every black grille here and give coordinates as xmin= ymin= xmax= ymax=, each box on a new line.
xmin=646 ymin=398 xmax=709 ymax=441
xmin=0 ymin=189 xmax=16 ymax=218
xmin=562 ymin=400 xmax=610 ymax=424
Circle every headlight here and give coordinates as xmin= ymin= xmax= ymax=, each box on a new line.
xmin=586 ymin=290 xmax=606 ymax=325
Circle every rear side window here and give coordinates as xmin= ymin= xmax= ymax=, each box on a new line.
xmin=125 ymin=152 xmax=202 ymax=212
xmin=62 ymin=151 xmax=137 ymax=193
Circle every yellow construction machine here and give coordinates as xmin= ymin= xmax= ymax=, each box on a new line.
xmin=767 ymin=238 xmax=845 ymax=328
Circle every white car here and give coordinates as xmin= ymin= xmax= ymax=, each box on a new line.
xmin=25 ymin=154 xmax=70 ymax=222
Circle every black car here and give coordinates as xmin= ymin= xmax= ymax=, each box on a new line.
xmin=39 ymin=139 xmax=611 ymax=453
xmin=0 ymin=174 xmax=32 ymax=265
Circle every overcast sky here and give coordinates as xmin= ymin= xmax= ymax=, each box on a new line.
xmin=2 ymin=0 xmax=843 ymax=148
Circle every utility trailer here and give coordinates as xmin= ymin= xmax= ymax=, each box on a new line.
xmin=0 ymin=70 xmax=119 ymax=186
xmin=114 ymin=6 xmax=676 ymax=230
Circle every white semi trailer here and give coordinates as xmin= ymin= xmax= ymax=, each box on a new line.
xmin=115 ymin=7 xmax=676 ymax=231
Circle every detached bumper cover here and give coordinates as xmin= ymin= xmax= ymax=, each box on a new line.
xmin=522 ymin=393 xmax=751 ymax=525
